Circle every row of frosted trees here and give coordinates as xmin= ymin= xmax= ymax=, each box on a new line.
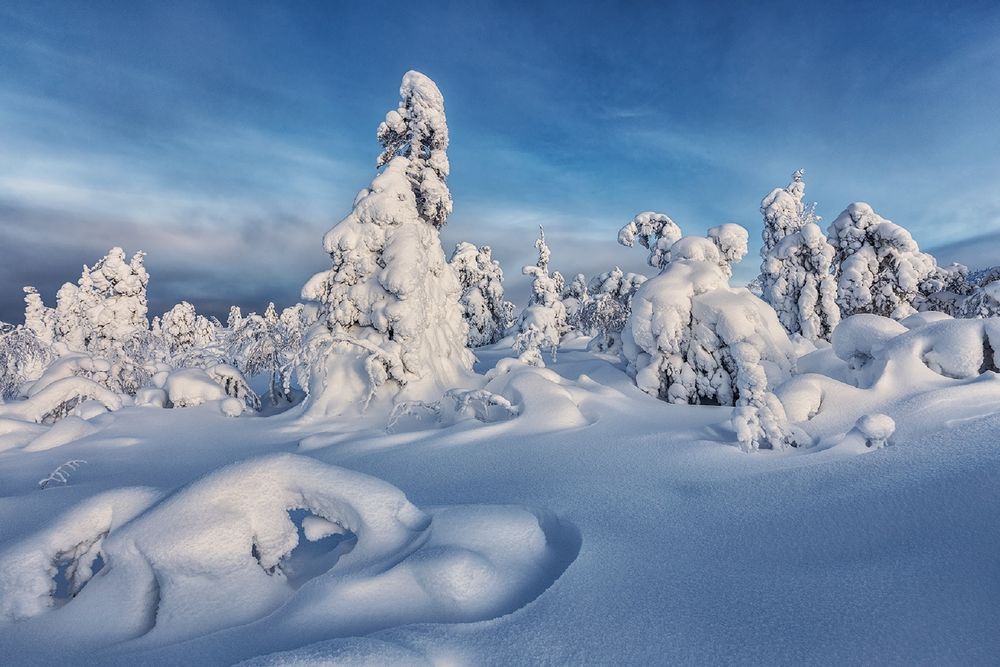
xmin=3 ymin=71 xmax=998 ymax=435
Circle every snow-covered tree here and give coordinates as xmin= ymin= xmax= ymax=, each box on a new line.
xmin=757 ymin=170 xmax=840 ymax=340
xmin=619 ymin=220 xmax=799 ymax=449
xmin=0 ymin=322 xmax=51 ymax=400
xmin=231 ymin=305 xmax=286 ymax=404
xmin=618 ymin=212 xmax=683 ymax=269
xmin=301 ymin=71 xmax=473 ymax=415
xmin=81 ymin=247 xmax=149 ymax=356
xmin=919 ymin=262 xmax=970 ymax=315
xmin=159 ymin=302 xmax=199 ymax=358
xmin=449 ymin=242 xmax=515 ymax=347
xmin=561 ymin=273 xmax=589 ymax=330
xmin=226 ymin=306 xmax=244 ymax=330
xmin=54 ymin=282 xmax=87 ymax=351
xmin=828 ymin=203 xmax=937 ymax=319
xmin=767 ymin=223 xmax=841 ymax=341
xmin=376 ymin=70 xmax=452 ymax=229
xmin=960 ymin=280 xmax=1000 ymax=318
xmin=513 ymin=227 xmax=569 ymax=364
xmin=22 ymin=287 xmax=54 ymax=346
xmin=580 ymin=267 xmax=647 ymax=353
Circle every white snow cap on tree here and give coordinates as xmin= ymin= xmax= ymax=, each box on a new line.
xmin=513 ymin=227 xmax=568 ymax=365
xmin=707 ymin=223 xmax=749 ymax=277
xmin=618 ymin=212 xmax=683 ymax=269
xmin=301 ymin=71 xmax=473 ymax=416
xmin=828 ymin=202 xmax=937 ymax=319
xmin=376 ymin=70 xmax=452 ymax=229
xmin=449 ymin=242 xmax=515 ymax=347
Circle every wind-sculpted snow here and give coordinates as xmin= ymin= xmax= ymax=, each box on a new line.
xmin=0 ymin=454 xmax=578 ymax=657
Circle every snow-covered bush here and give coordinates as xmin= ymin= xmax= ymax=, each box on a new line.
xmin=617 ymin=211 xmax=682 ymax=269
xmin=580 ymin=267 xmax=647 ymax=353
xmin=449 ymin=242 xmax=515 ymax=346
xmin=301 ymin=71 xmax=473 ymax=415
xmin=831 ymin=314 xmax=908 ymax=386
xmin=160 ymin=366 xmax=254 ymax=415
xmin=228 ymin=303 xmax=295 ymax=405
xmin=828 ymin=203 xmax=937 ymax=319
xmin=513 ymin=227 xmax=568 ymax=364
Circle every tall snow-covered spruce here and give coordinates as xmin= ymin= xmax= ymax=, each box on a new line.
xmin=301 ymin=71 xmax=473 ymax=415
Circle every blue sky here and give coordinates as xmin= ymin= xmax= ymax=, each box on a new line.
xmin=2 ymin=0 xmax=1000 ymax=321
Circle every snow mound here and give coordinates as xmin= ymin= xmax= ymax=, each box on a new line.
xmin=854 ymin=413 xmax=895 ymax=449
xmin=0 ymin=454 xmax=578 ymax=650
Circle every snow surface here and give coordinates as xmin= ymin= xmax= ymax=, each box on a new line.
xmin=1 ymin=338 xmax=999 ymax=664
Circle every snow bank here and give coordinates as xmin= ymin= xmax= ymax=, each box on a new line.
xmin=0 ymin=454 xmax=577 ymax=649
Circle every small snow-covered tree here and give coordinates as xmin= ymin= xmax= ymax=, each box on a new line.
xmin=22 ymin=287 xmax=54 ymax=346
xmin=828 ymin=203 xmax=937 ymax=319
xmin=376 ymin=70 xmax=452 ymax=229
xmin=618 ymin=211 xmax=683 ymax=269
xmin=767 ymin=224 xmax=841 ymax=340
xmin=960 ymin=280 xmax=1000 ymax=318
xmin=81 ymin=247 xmax=149 ymax=356
xmin=919 ymin=262 xmax=970 ymax=315
xmin=54 ymin=282 xmax=87 ymax=351
xmin=513 ymin=227 xmax=569 ymax=364
xmin=231 ymin=305 xmax=286 ymax=404
xmin=561 ymin=273 xmax=589 ymax=330
xmin=301 ymin=71 xmax=473 ymax=415
xmin=449 ymin=242 xmax=515 ymax=346
xmin=619 ymin=220 xmax=799 ymax=449
xmin=0 ymin=322 xmax=51 ymax=399
xmin=757 ymin=170 xmax=839 ymax=340
xmin=580 ymin=267 xmax=647 ymax=352
xmin=226 ymin=305 xmax=244 ymax=330
xmin=159 ymin=301 xmax=198 ymax=357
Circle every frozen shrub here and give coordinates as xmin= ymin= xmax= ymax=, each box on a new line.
xmin=581 ymin=268 xmax=647 ymax=353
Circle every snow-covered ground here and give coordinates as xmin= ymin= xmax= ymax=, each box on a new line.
xmin=1 ymin=338 xmax=998 ymax=665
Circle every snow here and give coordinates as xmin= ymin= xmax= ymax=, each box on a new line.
xmin=2 ymin=341 xmax=998 ymax=664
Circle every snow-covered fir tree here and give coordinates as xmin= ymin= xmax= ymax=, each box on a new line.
xmin=301 ymin=71 xmax=473 ymax=415
xmin=449 ymin=242 xmax=515 ymax=347
xmin=513 ymin=227 xmax=569 ymax=365
xmin=919 ymin=263 xmax=970 ymax=315
xmin=226 ymin=306 xmax=244 ymax=330
xmin=561 ymin=273 xmax=589 ymax=330
xmin=81 ymin=247 xmax=150 ymax=357
xmin=757 ymin=170 xmax=840 ymax=340
xmin=22 ymin=287 xmax=54 ymax=345
xmin=54 ymin=282 xmax=87 ymax=351
xmin=827 ymin=203 xmax=937 ymax=319
xmin=580 ymin=267 xmax=647 ymax=353
xmin=159 ymin=301 xmax=199 ymax=358
xmin=0 ymin=321 xmax=51 ymax=399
